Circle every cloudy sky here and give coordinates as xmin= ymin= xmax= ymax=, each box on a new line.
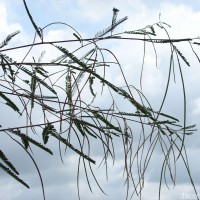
xmin=1 ymin=0 xmax=200 ymax=200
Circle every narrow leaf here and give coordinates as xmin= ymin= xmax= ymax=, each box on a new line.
xmin=50 ymin=131 xmax=96 ymax=164
xmin=94 ymin=113 xmax=121 ymax=132
xmin=9 ymin=130 xmax=53 ymax=155
xmin=23 ymin=0 xmax=43 ymax=40
xmin=0 ymin=150 xmax=19 ymax=175
xmin=30 ymin=70 xmax=36 ymax=108
xmin=89 ymin=76 xmax=96 ymax=97
xmin=0 ymin=162 xmax=29 ymax=188
xmin=95 ymin=16 xmax=128 ymax=37
xmin=74 ymin=119 xmax=85 ymax=136
xmin=73 ymin=33 xmax=82 ymax=44
xmin=0 ymin=92 xmax=21 ymax=114
xmin=173 ymin=45 xmax=190 ymax=66
xmin=55 ymin=45 xmax=87 ymax=68
xmin=21 ymin=137 xmax=29 ymax=149
xmin=0 ymin=31 xmax=20 ymax=49
xmin=20 ymin=66 xmax=57 ymax=94
xmin=42 ymin=123 xmax=56 ymax=144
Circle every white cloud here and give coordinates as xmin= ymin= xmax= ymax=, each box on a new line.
xmin=159 ymin=3 xmax=200 ymax=38
xmin=0 ymin=1 xmax=22 ymax=39
xmin=192 ymin=97 xmax=200 ymax=115
xmin=0 ymin=1 xmax=7 ymax=27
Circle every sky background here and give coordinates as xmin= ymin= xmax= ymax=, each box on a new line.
xmin=1 ymin=0 xmax=200 ymax=200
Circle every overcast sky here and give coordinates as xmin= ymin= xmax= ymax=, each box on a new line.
xmin=1 ymin=1 xmax=200 ymax=200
